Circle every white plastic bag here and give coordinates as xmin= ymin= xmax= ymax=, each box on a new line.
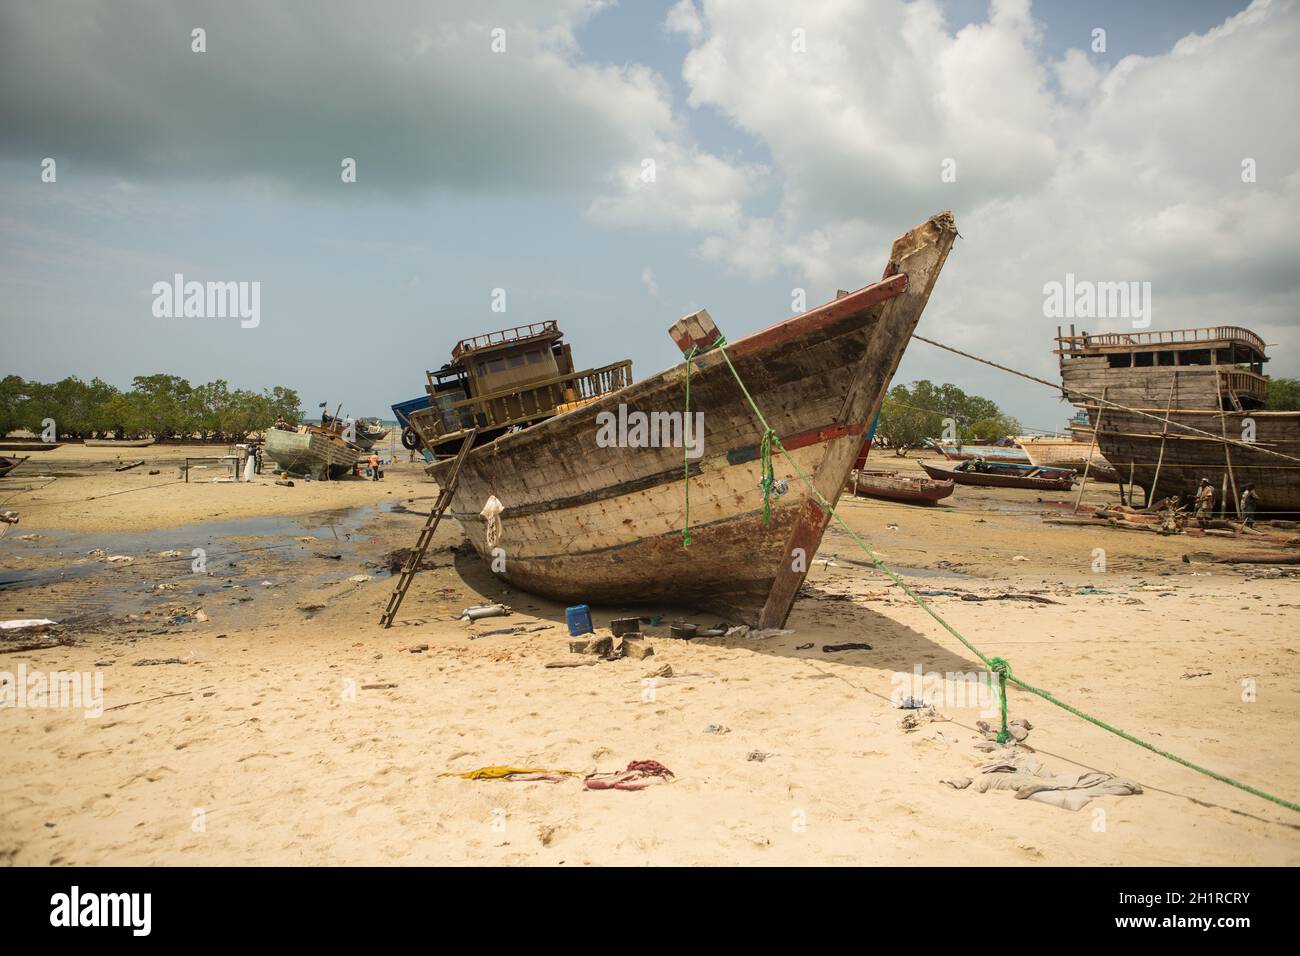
xmin=480 ymin=495 xmax=505 ymax=550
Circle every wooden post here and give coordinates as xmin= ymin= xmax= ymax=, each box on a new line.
xmin=1073 ymin=386 xmax=1107 ymax=514
xmin=1147 ymin=373 xmax=1177 ymax=508
xmin=1219 ymin=386 xmax=1241 ymax=519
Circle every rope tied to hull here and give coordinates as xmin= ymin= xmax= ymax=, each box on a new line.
xmin=758 ymin=426 xmax=778 ymax=523
xmin=681 ymin=335 xmax=728 ymax=548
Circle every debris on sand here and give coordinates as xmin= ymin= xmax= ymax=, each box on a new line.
xmin=953 ymin=750 xmax=1141 ymax=811
xmin=584 ymin=760 xmax=675 ymax=791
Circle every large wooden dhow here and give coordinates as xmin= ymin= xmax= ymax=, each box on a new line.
xmin=1056 ymin=325 xmax=1300 ymax=515
xmin=427 ymin=212 xmax=958 ymax=626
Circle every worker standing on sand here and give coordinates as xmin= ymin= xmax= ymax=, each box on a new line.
xmin=1240 ymin=484 xmax=1259 ymax=527
xmin=369 ymin=451 xmax=380 ymax=481
xmin=1194 ymin=478 xmax=1215 ymax=527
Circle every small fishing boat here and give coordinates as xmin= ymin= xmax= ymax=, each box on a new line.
xmin=0 ymin=442 xmax=61 ymax=452
xmin=0 ymin=456 xmax=30 ymax=478
xmin=925 ymin=439 xmax=1030 ymax=465
xmin=920 ymin=459 xmax=1075 ymax=491
xmin=426 ymin=212 xmax=959 ymax=627
xmin=265 ymin=425 xmax=360 ymax=480
xmin=84 ymin=437 xmax=156 ymax=447
xmin=844 ymin=469 xmax=954 ymax=505
xmin=1016 ymin=434 xmax=1120 ymax=482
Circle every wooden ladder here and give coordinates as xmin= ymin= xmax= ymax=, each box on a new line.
xmin=379 ymin=427 xmax=479 ymax=629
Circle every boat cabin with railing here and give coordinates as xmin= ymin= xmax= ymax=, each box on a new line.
xmin=1055 ymin=324 xmax=1270 ymax=411
xmin=408 ymin=321 xmax=633 ymax=456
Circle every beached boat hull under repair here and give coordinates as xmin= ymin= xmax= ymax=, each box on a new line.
xmin=265 ymin=427 xmax=360 ymax=480
xmin=428 ymin=212 xmax=958 ymax=627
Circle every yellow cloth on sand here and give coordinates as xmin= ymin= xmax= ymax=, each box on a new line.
xmin=448 ymin=765 xmax=581 ymax=780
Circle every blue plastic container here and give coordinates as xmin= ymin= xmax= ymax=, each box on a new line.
xmin=566 ymin=604 xmax=593 ymax=636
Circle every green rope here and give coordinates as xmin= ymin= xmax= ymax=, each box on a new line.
xmin=708 ymin=339 xmax=1300 ymax=815
xmin=759 ymin=427 xmax=778 ymax=523
xmin=680 ymin=336 xmax=728 ymax=547
xmin=682 ymin=345 xmax=698 ymax=547
xmin=989 ymin=657 xmax=1012 ymax=744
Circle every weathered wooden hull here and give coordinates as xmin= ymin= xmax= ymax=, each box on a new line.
xmin=1076 ymin=408 xmax=1300 ymax=514
xmin=265 ymin=427 xmax=359 ymax=480
xmin=429 ymin=212 xmax=958 ymax=626
xmin=846 ymin=469 xmax=954 ymax=504
xmin=920 ymin=460 xmax=1074 ymax=491
xmin=930 ymin=442 xmax=1030 ymax=464
xmin=0 ymin=456 xmax=29 ymax=478
xmin=0 ymin=442 xmax=60 ymax=452
xmin=84 ymin=438 xmax=155 ymax=447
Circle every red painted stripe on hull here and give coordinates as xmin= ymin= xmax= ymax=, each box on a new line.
xmin=726 ymin=273 xmax=908 ymax=359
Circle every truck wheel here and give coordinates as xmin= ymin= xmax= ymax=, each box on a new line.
xmin=401 ymin=427 xmax=422 ymax=450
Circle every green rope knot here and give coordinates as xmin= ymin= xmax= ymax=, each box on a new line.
xmin=989 ymin=656 xmax=1013 ymax=744
xmin=758 ymin=427 xmax=778 ymax=523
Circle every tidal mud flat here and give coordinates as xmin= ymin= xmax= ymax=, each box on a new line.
xmin=2 ymin=447 xmax=1298 ymax=865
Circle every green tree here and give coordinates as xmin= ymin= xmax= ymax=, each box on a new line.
xmin=266 ymin=386 xmax=302 ymax=425
xmin=0 ymin=375 xmax=30 ymax=437
xmin=875 ymin=380 xmax=1020 ymax=454
xmin=96 ymin=392 xmax=142 ymax=439
xmin=130 ymin=374 xmax=194 ymax=440
xmin=1266 ymin=377 xmax=1300 ymax=411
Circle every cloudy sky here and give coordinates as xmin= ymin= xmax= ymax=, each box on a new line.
xmin=2 ymin=0 xmax=1295 ymax=432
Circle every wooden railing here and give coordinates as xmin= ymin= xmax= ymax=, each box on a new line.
xmin=1056 ymin=326 xmax=1266 ymax=354
xmin=1218 ymin=368 xmax=1268 ymax=402
xmin=451 ymin=321 xmax=560 ymax=360
xmin=411 ymin=360 xmax=633 ymax=445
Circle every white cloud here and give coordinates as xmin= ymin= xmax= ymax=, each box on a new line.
xmin=640 ymin=266 xmax=659 ymax=297
xmin=638 ymin=0 xmax=1300 ymax=391
xmin=0 ymin=0 xmax=679 ymax=196
xmin=665 ymin=0 xmax=705 ymax=41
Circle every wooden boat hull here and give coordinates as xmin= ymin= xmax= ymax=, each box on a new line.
xmin=0 ymin=442 xmax=60 ymax=452
xmin=1078 ymin=408 xmax=1300 ymax=513
xmin=429 ymin=213 xmax=959 ymax=627
xmin=845 ymin=469 xmax=954 ymax=504
xmin=929 ymin=442 xmax=1030 ymax=464
xmin=920 ymin=460 xmax=1074 ymax=491
xmin=265 ymin=427 xmax=360 ymax=480
xmin=84 ymin=438 xmax=156 ymax=447
xmin=0 ymin=456 xmax=29 ymax=478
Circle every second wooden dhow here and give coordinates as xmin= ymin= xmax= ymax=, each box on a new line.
xmin=427 ymin=212 xmax=958 ymax=626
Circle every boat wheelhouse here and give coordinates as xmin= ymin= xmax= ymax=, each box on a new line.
xmin=404 ymin=321 xmax=633 ymax=458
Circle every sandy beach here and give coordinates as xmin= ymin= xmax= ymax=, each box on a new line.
xmin=1 ymin=442 xmax=1298 ymax=866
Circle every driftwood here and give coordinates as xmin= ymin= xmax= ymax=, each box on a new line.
xmin=1183 ymin=551 xmax=1300 ymax=565
xmin=114 ymin=459 xmax=146 ymax=472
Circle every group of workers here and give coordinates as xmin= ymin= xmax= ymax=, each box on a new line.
xmin=1193 ymin=478 xmax=1259 ymax=527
